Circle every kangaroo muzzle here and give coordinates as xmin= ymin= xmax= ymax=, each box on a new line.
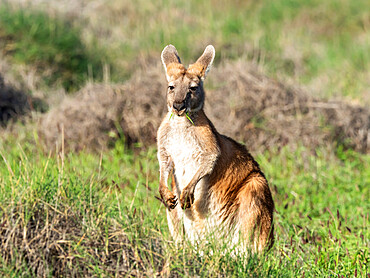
xmin=172 ymin=101 xmax=186 ymax=115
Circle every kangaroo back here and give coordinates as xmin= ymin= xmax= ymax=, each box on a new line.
xmin=157 ymin=45 xmax=274 ymax=253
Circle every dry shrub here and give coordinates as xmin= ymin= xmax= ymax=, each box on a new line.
xmin=39 ymin=84 xmax=126 ymax=152
xmin=38 ymin=69 xmax=166 ymax=152
xmin=118 ymin=64 xmax=167 ymax=145
xmin=207 ymin=61 xmax=369 ymax=153
xmin=0 ymin=204 xmax=164 ymax=277
xmin=38 ymin=65 xmax=166 ymax=152
xmin=39 ymin=61 xmax=369 ymax=153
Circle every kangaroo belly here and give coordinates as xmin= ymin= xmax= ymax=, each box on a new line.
xmin=172 ymin=175 xmax=237 ymax=244
xmin=177 ymin=202 xmax=241 ymax=247
xmin=172 ymin=161 xmax=198 ymax=193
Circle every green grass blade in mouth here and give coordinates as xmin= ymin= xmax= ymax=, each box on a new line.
xmin=185 ymin=112 xmax=194 ymax=125
xmin=169 ymin=112 xmax=174 ymax=120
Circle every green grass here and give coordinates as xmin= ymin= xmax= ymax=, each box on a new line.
xmin=2 ymin=0 xmax=369 ymax=99
xmin=0 ymin=5 xmax=107 ymax=92
xmin=83 ymin=0 xmax=369 ymax=101
xmin=0 ymin=133 xmax=368 ymax=276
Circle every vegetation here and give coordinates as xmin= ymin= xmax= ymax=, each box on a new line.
xmin=84 ymin=0 xmax=370 ymax=101
xmin=0 ymin=135 xmax=368 ymax=276
xmin=0 ymin=5 xmax=106 ymax=92
xmin=0 ymin=0 xmax=368 ymax=276
xmin=1 ymin=0 xmax=369 ymax=99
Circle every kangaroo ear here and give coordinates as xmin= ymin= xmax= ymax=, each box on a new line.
xmin=161 ymin=45 xmax=183 ymax=81
xmin=189 ymin=45 xmax=215 ymax=80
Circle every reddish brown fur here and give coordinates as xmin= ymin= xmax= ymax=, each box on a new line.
xmin=187 ymin=63 xmax=206 ymax=77
xmin=166 ymin=63 xmax=186 ymax=79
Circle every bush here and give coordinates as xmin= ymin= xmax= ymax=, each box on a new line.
xmin=38 ymin=61 xmax=369 ymax=153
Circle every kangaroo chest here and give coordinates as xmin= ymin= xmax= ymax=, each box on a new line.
xmin=166 ymin=123 xmax=216 ymax=242
xmin=166 ymin=124 xmax=202 ymax=192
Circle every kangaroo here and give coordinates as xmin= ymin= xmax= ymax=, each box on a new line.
xmin=157 ymin=45 xmax=274 ymax=253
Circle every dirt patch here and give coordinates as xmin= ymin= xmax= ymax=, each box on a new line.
xmin=38 ymin=61 xmax=369 ymax=153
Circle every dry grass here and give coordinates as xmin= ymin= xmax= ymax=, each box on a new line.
xmin=0 ymin=56 xmax=48 ymax=127
xmin=208 ymin=61 xmax=369 ymax=153
xmin=38 ymin=84 xmax=127 ymax=152
xmin=38 ymin=63 xmax=167 ymax=152
xmin=0 ymin=203 xmax=164 ymax=277
xmin=38 ymin=61 xmax=369 ymax=153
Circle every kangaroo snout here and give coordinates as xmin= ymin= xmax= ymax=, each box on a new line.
xmin=173 ymin=102 xmax=186 ymax=113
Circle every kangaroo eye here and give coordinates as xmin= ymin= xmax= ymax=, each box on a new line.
xmin=189 ymin=86 xmax=198 ymax=92
xmin=168 ymin=85 xmax=175 ymax=90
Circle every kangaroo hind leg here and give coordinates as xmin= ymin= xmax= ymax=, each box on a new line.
xmin=238 ymin=172 xmax=274 ymax=253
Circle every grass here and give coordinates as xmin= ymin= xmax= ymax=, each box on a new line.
xmin=77 ymin=0 xmax=369 ymax=101
xmin=1 ymin=0 xmax=369 ymax=100
xmin=0 ymin=5 xmax=107 ymax=92
xmin=0 ymin=132 xmax=368 ymax=276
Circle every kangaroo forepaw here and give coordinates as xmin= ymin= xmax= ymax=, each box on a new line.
xmin=166 ymin=194 xmax=178 ymax=210
xmin=160 ymin=189 xmax=177 ymax=210
xmin=180 ymin=188 xmax=194 ymax=209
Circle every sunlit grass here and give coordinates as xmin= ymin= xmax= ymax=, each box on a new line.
xmin=1 ymin=0 xmax=368 ymax=100
xmin=0 ymin=132 xmax=368 ymax=276
xmin=86 ymin=0 xmax=369 ymax=101
xmin=0 ymin=5 xmax=106 ymax=92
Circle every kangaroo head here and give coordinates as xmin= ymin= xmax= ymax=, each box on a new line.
xmin=161 ymin=45 xmax=215 ymax=116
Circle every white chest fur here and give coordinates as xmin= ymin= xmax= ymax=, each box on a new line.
xmin=166 ymin=115 xmax=202 ymax=192
xmin=164 ymin=115 xmax=226 ymax=243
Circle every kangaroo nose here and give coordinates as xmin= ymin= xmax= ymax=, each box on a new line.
xmin=173 ymin=102 xmax=186 ymax=112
